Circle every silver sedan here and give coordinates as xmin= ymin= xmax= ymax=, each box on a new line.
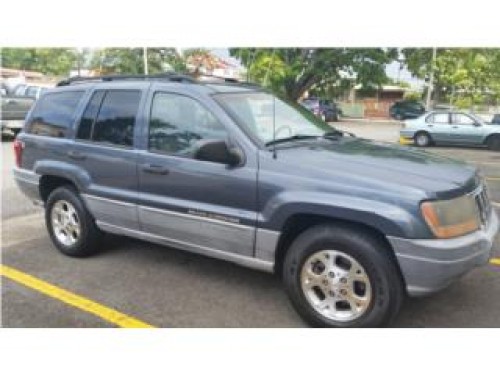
xmin=399 ymin=111 xmax=500 ymax=150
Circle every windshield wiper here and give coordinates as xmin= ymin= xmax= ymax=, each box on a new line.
xmin=265 ymin=134 xmax=319 ymax=147
xmin=323 ymin=130 xmax=356 ymax=138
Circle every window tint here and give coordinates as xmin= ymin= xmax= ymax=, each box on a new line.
xmin=452 ymin=113 xmax=475 ymax=125
xmin=149 ymin=92 xmax=228 ymax=157
xmin=91 ymin=90 xmax=141 ymax=147
xmin=76 ymin=90 xmax=106 ymax=140
xmin=27 ymin=91 xmax=84 ymax=137
xmin=428 ymin=112 xmax=449 ymax=124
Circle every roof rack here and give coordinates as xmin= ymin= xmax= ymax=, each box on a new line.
xmin=56 ymin=73 xmax=196 ymax=87
xmin=56 ymin=72 xmax=263 ymax=90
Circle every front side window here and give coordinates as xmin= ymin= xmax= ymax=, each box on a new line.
xmin=452 ymin=113 xmax=475 ymax=125
xmin=149 ymin=92 xmax=228 ymax=156
xmin=76 ymin=90 xmax=141 ymax=147
xmin=27 ymin=91 xmax=84 ymax=137
xmin=215 ymin=92 xmax=330 ymax=144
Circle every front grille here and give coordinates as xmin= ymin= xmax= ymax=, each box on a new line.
xmin=475 ymin=186 xmax=492 ymax=226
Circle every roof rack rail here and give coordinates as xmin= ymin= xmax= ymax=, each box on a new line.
xmin=56 ymin=73 xmax=196 ymax=87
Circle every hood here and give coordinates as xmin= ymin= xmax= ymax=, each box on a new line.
xmin=268 ymin=137 xmax=478 ymax=200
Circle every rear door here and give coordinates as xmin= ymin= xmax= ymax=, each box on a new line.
xmin=137 ymin=88 xmax=258 ymax=258
xmin=425 ymin=112 xmax=452 ymax=143
xmin=71 ymin=86 xmax=147 ymax=230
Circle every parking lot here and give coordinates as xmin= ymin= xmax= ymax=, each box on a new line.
xmin=2 ymin=123 xmax=500 ymax=328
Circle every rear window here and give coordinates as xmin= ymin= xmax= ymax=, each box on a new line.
xmin=27 ymin=91 xmax=84 ymax=138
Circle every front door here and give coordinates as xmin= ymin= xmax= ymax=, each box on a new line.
xmin=137 ymin=90 xmax=258 ymax=257
xmin=450 ymin=112 xmax=485 ymax=145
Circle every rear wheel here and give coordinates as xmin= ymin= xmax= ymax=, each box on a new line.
xmin=282 ymin=224 xmax=404 ymax=328
xmin=415 ymin=132 xmax=431 ymax=147
xmin=46 ymin=186 xmax=102 ymax=257
xmin=486 ymin=135 xmax=500 ymax=151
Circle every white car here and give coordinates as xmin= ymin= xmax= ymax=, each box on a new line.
xmin=400 ymin=111 xmax=500 ymax=150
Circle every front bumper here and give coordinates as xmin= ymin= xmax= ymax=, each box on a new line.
xmin=388 ymin=210 xmax=499 ymax=297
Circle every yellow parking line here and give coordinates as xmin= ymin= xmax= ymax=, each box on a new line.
xmin=0 ymin=265 xmax=155 ymax=328
xmin=491 ymin=258 xmax=500 ymax=266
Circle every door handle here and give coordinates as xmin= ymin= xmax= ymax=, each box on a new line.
xmin=452 ymin=126 xmax=458 ymax=129
xmin=5 ymin=99 xmax=17 ymax=105
xmin=67 ymin=151 xmax=87 ymax=161
xmin=142 ymin=164 xmax=170 ymax=175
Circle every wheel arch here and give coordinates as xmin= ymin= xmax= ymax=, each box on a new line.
xmin=273 ymin=212 xmax=406 ymax=286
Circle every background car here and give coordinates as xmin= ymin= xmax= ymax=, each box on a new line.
xmin=400 ymin=111 xmax=500 ymax=150
xmin=389 ymin=100 xmax=426 ymax=120
xmin=300 ymin=98 xmax=342 ymax=122
xmin=12 ymin=83 xmax=53 ymax=99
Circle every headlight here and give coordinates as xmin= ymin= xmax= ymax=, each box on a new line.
xmin=421 ymin=194 xmax=480 ymax=239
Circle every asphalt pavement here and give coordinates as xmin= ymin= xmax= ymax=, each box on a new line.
xmin=1 ymin=125 xmax=499 ymax=328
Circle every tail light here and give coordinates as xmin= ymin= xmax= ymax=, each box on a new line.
xmin=13 ymin=139 xmax=24 ymax=167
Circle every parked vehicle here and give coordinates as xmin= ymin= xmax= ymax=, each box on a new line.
xmin=300 ymin=98 xmax=342 ymax=122
xmin=13 ymin=74 xmax=498 ymax=328
xmin=491 ymin=114 xmax=500 ymax=125
xmin=389 ymin=100 xmax=426 ymax=120
xmin=1 ymin=86 xmax=37 ymax=136
xmin=12 ymin=83 xmax=52 ymax=99
xmin=400 ymin=111 xmax=500 ymax=150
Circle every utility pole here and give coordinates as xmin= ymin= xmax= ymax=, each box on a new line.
xmin=425 ymin=47 xmax=437 ymax=110
xmin=143 ymin=47 xmax=148 ymax=75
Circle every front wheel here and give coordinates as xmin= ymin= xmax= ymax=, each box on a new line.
xmin=415 ymin=132 xmax=431 ymax=147
xmin=283 ymin=224 xmax=404 ymax=328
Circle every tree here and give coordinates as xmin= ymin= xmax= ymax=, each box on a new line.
xmin=230 ymin=48 xmax=397 ymax=101
xmin=90 ymin=48 xmax=185 ymax=75
xmin=402 ymin=48 xmax=500 ymax=108
xmin=1 ymin=48 xmax=78 ymax=76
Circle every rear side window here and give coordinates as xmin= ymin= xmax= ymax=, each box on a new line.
xmin=27 ymin=91 xmax=84 ymax=138
xmin=427 ymin=112 xmax=449 ymax=124
xmin=76 ymin=90 xmax=141 ymax=147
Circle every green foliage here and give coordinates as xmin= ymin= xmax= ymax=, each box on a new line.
xmin=230 ymin=48 xmax=396 ymax=101
xmin=1 ymin=48 xmax=78 ymax=76
xmin=402 ymin=48 xmax=500 ymax=107
xmin=403 ymin=91 xmax=422 ymax=101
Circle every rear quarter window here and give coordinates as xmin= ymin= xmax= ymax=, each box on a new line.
xmin=27 ymin=91 xmax=84 ymax=138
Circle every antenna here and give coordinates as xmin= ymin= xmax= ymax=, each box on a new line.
xmin=272 ymin=94 xmax=277 ymax=159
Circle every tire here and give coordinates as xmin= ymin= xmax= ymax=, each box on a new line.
xmin=414 ymin=132 xmax=431 ymax=147
xmin=45 ymin=185 xmax=102 ymax=257
xmin=486 ymin=135 xmax=500 ymax=151
xmin=283 ymin=224 xmax=404 ymax=328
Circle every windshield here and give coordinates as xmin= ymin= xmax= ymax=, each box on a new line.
xmin=215 ymin=92 xmax=332 ymax=144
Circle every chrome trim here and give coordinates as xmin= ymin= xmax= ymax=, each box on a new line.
xmin=96 ymin=221 xmax=274 ymax=273
xmin=139 ymin=204 xmax=251 ymax=230
xmin=81 ymin=193 xmax=135 ymax=207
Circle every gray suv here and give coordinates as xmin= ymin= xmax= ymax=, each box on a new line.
xmin=13 ymin=74 xmax=499 ymax=328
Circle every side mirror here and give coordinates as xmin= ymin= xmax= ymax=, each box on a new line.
xmin=194 ymin=139 xmax=243 ymax=166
